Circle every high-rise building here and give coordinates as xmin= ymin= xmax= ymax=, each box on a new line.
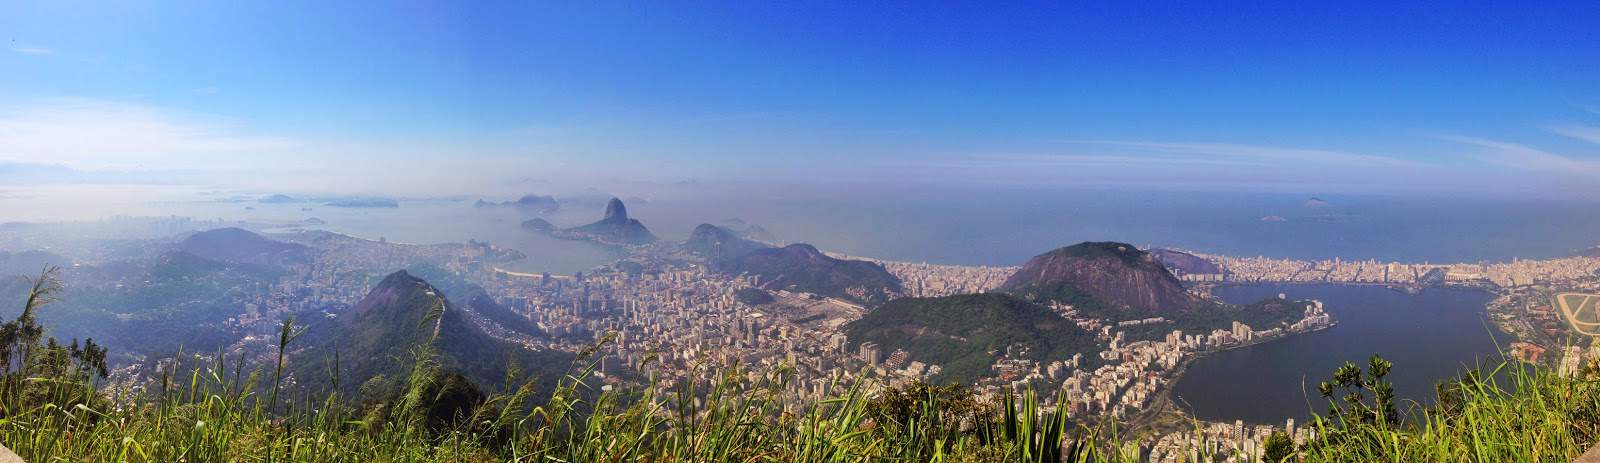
xmin=859 ymin=342 xmax=882 ymax=365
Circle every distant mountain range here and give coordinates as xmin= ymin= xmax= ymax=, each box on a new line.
xmin=0 ymin=244 xmax=286 ymax=357
xmin=685 ymin=224 xmax=770 ymax=260
xmin=712 ymin=243 xmax=901 ymax=306
xmin=296 ymin=270 xmax=573 ymax=397
xmin=684 ymin=223 xmax=903 ymax=306
xmin=258 ymin=194 xmax=302 ymax=204
xmin=716 ymin=218 xmax=776 ymax=243
xmin=476 ymin=194 xmax=560 ymax=214
xmin=179 ymin=228 xmax=314 ymax=269
xmin=324 ymin=198 xmax=399 ymax=208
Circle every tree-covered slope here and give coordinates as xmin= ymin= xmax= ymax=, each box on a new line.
xmin=296 ymin=270 xmax=571 ymax=398
xmin=715 ymin=243 xmax=902 ymax=306
xmin=685 ymin=224 xmax=770 ymax=260
xmin=179 ymin=228 xmax=314 ymax=268
xmin=843 ymin=293 xmax=1099 ymax=384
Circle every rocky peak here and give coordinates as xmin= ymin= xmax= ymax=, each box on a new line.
xmin=1001 ymin=241 xmax=1202 ymax=313
xmin=603 ymin=198 xmax=627 ymax=221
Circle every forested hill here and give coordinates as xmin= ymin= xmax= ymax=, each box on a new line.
xmin=843 ymin=293 xmax=1100 ymax=384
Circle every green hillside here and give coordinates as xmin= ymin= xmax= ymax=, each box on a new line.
xmin=295 ymin=270 xmax=571 ymax=399
xmin=843 ymin=293 xmax=1101 ymax=384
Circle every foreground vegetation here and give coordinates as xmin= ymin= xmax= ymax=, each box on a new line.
xmin=0 ymin=269 xmax=1597 ymax=462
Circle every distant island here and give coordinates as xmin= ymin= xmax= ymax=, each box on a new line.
xmin=544 ymin=198 xmax=656 ymax=245
xmin=324 ymin=198 xmax=399 ymax=208
xmin=520 ymin=218 xmax=554 ymax=233
xmin=258 ymin=194 xmax=302 ymax=204
xmin=476 ymin=194 xmax=559 ymax=214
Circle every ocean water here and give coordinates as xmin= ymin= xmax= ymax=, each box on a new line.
xmin=2 ymin=184 xmax=1599 ymax=270
xmin=626 ymin=188 xmax=1600 ymax=265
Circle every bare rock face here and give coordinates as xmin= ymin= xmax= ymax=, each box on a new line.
xmin=1001 ymin=241 xmax=1203 ymax=313
xmin=603 ymin=197 xmax=627 ymax=221
xmin=1148 ymin=248 xmax=1223 ymax=275
xmin=562 ymin=198 xmax=657 ymax=245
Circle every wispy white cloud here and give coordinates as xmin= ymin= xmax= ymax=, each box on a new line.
xmin=1548 ymin=125 xmax=1600 ymax=146
xmin=10 ymin=44 xmax=54 ymax=55
xmin=0 ymin=98 xmax=294 ymax=171
xmin=1055 ymin=140 xmax=1427 ymax=168
xmin=965 ymin=152 xmax=1266 ymax=169
xmin=890 ymin=139 xmax=1490 ymax=195
xmin=1437 ymin=134 xmax=1600 ymax=177
xmin=0 ymin=98 xmax=630 ymax=196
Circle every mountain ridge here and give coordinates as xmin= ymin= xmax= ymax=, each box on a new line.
xmin=1001 ymin=241 xmax=1202 ymax=314
xmin=712 ymin=243 xmax=901 ymax=306
xmin=685 ymin=223 xmax=770 ymax=260
xmin=298 ymin=270 xmax=572 ymax=397
xmin=178 ymin=228 xmax=313 ymax=269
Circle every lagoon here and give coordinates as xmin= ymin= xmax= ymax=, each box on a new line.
xmin=1170 ymin=284 xmax=1508 ymax=424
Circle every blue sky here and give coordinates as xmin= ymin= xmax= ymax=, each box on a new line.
xmin=2 ymin=1 xmax=1599 ymax=197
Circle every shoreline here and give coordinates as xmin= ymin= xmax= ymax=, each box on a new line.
xmin=1130 ymin=319 xmax=1338 ymax=432
xmin=1134 ymin=281 xmax=1508 ymax=433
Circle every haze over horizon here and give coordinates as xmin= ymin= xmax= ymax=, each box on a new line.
xmin=3 ymin=2 xmax=1599 ymax=199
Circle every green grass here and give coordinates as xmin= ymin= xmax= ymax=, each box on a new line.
xmin=0 ymin=347 xmax=1116 ymax=462
xmin=2 ymin=347 xmax=1597 ymax=462
xmin=1295 ymin=359 xmax=1600 ymax=463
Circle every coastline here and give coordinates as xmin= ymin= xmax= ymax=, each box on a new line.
xmin=1130 ymin=319 xmax=1338 ymax=432
xmin=1132 ymin=280 xmax=1509 ymax=436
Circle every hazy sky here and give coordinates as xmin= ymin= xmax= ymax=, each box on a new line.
xmin=3 ymin=2 xmax=1599 ymax=198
